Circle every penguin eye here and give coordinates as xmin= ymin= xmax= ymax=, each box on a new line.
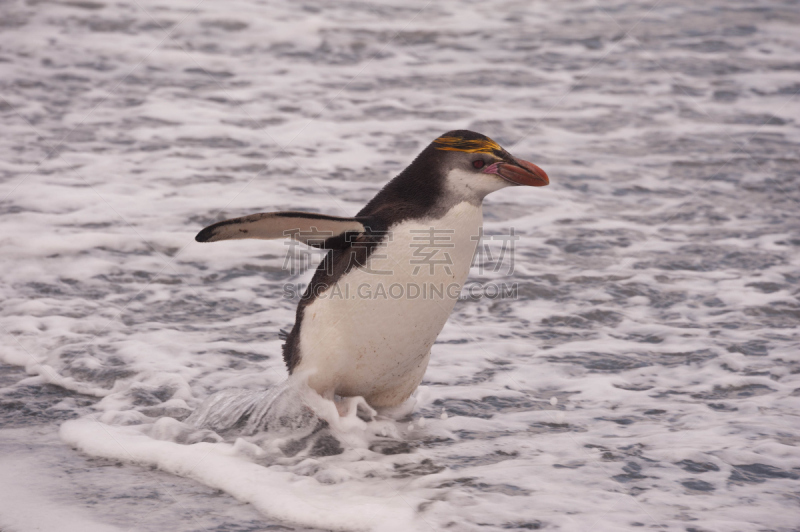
xmin=472 ymin=160 xmax=485 ymax=169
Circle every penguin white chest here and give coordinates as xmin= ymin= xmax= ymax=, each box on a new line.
xmin=296 ymin=201 xmax=483 ymax=406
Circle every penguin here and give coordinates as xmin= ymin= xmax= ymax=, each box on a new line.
xmin=196 ymin=130 xmax=549 ymax=408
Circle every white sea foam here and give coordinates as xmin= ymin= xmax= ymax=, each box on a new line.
xmin=60 ymin=417 xmax=420 ymax=532
xmin=1 ymin=0 xmax=799 ymax=530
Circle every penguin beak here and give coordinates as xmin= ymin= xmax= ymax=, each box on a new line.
xmin=485 ymin=158 xmax=549 ymax=187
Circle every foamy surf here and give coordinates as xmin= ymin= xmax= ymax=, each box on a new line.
xmin=60 ymin=377 xmax=431 ymax=531
xmin=2 ymin=0 xmax=799 ymax=529
xmin=183 ymin=373 xmax=404 ymax=450
xmin=59 ymin=419 xmax=419 ymax=532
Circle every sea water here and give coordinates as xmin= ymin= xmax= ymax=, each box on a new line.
xmin=1 ymin=0 xmax=799 ymax=530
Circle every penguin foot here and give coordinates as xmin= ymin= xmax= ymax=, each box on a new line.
xmin=334 ymin=395 xmax=377 ymax=421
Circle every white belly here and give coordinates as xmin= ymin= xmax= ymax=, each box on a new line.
xmin=295 ymin=201 xmax=483 ymax=407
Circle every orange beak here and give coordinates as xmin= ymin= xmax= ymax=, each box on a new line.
xmin=486 ymin=158 xmax=549 ymax=187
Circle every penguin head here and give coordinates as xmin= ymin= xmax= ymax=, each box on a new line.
xmin=359 ymin=130 xmax=549 ymax=221
xmin=429 ymin=130 xmax=549 ymax=203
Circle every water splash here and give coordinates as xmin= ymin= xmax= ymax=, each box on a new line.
xmin=186 ymin=380 xmax=315 ymax=437
xmin=182 ymin=375 xmax=404 ymax=458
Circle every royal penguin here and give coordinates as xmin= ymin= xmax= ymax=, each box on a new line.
xmin=196 ymin=130 xmax=549 ymax=408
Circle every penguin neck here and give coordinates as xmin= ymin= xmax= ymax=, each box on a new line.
xmin=358 ymin=156 xmax=445 ymax=223
xmin=358 ymin=153 xmax=502 ymax=225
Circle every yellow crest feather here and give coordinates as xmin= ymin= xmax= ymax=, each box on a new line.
xmin=433 ymin=135 xmax=502 ymax=154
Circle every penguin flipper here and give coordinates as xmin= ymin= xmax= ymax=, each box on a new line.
xmin=195 ymin=211 xmax=365 ymax=249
